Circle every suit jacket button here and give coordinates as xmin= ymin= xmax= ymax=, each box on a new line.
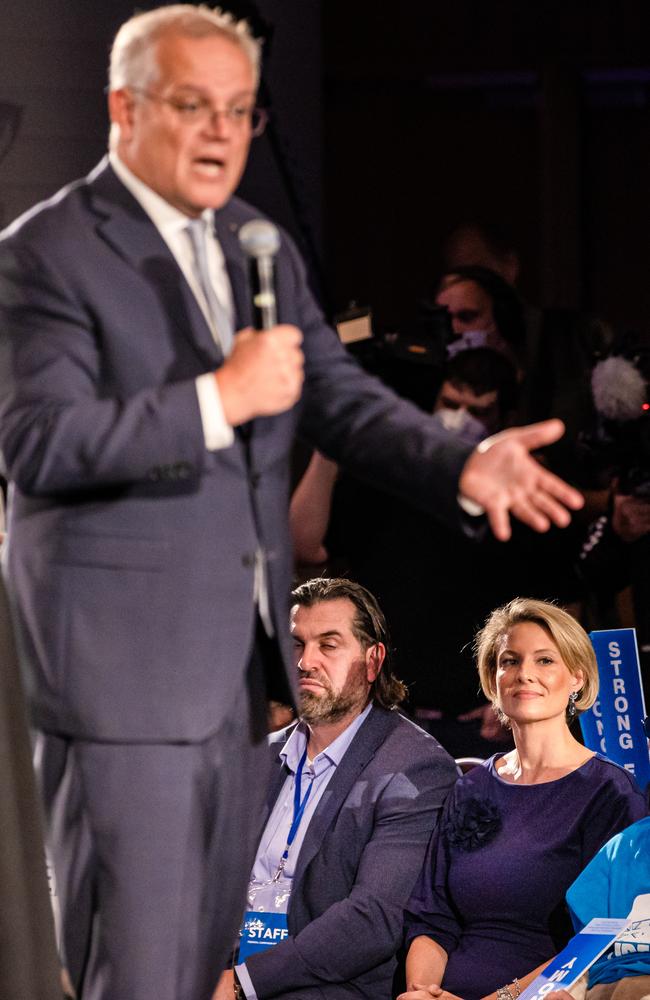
xmin=250 ymin=473 xmax=260 ymax=489
xmin=242 ymin=553 xmax=255 ymax=568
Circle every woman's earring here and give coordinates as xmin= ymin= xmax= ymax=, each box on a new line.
xmin=568 ymin=691 xmax=578 ymax=718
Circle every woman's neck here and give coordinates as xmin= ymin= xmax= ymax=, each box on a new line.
xmin=498 ymin=719 xmax=593 ymax=784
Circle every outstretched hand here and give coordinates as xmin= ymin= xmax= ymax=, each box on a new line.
xmin=459 ymin=419 xmax=584 ymax=541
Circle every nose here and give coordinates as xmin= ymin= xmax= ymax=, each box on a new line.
xmin=296 ymin=643 xmax=317 ymax=673
xmin=515 ymin=657 xmax=534 ymax=682
xmin=202 ymin=108 xmax=234 ymax=140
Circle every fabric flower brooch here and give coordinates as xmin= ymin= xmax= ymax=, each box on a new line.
xmin=443 ymin=795 xmax=501 ymax=852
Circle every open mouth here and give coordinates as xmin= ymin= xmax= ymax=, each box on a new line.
xmin=193 ymin=157 xmax=225 ymax=176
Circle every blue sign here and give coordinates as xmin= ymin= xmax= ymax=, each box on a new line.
xmin=518 ymin=918 xmax=628 ymax=1000
xmin=581 ymin=628 xmax=650 ymax=788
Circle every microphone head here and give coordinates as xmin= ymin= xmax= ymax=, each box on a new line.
xmin=592 ymin=355 xmax=646 ymax=421
xmin=239 ymin=219 xmax=281 ymax=259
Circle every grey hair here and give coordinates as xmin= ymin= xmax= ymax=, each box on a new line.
xmin=109 ymin=4 xmax=262 ymax=92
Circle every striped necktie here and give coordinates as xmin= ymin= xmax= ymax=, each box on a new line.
xmin=186 ymin=217 xmax=234 ymax=355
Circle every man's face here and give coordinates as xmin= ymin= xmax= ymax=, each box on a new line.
xmin=110 ymin=32 xmax=256 ymax=216
xmin=435 ymin=379 xmax=501 ymax=434
xmin=290 ymin=598 xmax=381 ymax=725
xmin=435 ymin=278 xmax=497 ymax=337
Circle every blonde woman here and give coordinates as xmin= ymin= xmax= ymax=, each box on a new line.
xmin=401 ymin=598 xmax=647 ymax=1000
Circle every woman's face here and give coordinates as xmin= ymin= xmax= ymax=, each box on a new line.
xmin=435 ymin=278 xmax=497 ymax=337
xmin=494 ymin=621 xmax=583 ymax=727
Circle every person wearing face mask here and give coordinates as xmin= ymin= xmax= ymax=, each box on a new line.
xmin=435 ymin=266 xmax=526 ymax=370
xmin=429 ymin=348 xmax=518 ymax=446
xmin=434 ymin=264 xmax=610 ymax=485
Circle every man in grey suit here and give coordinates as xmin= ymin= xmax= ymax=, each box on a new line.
xmin=216 ymin=577 xmax=457 ymax=1000
xmin=0 ymin=5 xmax=583 ymax=1000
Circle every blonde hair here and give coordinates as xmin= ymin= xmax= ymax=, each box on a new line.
xmin=109 ymin=4 xmax=261 ymax=92
xmin=475 ymin=598 xmax=598 ymax=722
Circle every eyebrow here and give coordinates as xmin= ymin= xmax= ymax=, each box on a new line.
xmin=499 ymin=647 xmax=557 ymax=656
xmin=170 ymin=84 xmax=256 ymax=100
xmin=292 ymin=629 xmax=344 ymax=641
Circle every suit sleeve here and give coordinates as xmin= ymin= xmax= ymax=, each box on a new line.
xmin=243 ymin=750 xmax=457 ymax=998
xmin=276 ymin=233 xmax=476 ymax=532
xmin=0 ymin=240 xmax=207 ymax=495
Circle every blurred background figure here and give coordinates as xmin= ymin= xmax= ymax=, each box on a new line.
xmin=0 ymin=576 xmax=63 ymax=1000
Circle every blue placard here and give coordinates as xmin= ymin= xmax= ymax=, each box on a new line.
xmin=238 ymin=910 xmax=289 ymax=962
xmin=579 ymin=699 xmax=607 ymax=756
xmin=518 ymin=919 xmax=628 ymax=1000
xmin=581 ymin=628 xmax=650 ymax=788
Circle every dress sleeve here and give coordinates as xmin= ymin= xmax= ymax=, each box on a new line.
xmin=404 ymin=787 xmax=463 ymax=959
xmin=580 ymin=762 xmax=648 ymax=868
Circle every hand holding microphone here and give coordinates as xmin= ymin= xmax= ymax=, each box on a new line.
xmin=215 ymin=220 xmax=304 ymax=425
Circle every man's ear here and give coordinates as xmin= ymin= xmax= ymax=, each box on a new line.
xmin=108 ymin=88 xmax=136 ymax=143
xmin=365 ymin=642 xmax=386 ymax=683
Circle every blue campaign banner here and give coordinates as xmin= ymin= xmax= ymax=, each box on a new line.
xmin=518 ymin=919 xmax=628 ymax=1000
xmin=581 ymin=628 xmax=650 ymax=788
xmin=579 ymin=700 xmax=607 ymax=757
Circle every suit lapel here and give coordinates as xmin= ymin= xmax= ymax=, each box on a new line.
xmin=292 ymin=707 xmax=396 ymax=886
xmin=265 ymin=726 xmax=296 ymax=815
xmin=87 ymin=159 xmax=223 ymax=369
xmin=213 ymin=206 xmax=252 ymax=332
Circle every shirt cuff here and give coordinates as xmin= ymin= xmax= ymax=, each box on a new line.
xmin=195 ymin=373 xmax=235 ymax=451
xmin=457 ymin=494 xmax=485 ymax=517
xmin=235 ymin=963 xmax=257 ymax=1000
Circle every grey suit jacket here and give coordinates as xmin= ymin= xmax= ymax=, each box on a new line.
xmin=0 ymin=577 xmax=62 ymax=1000
xmin=244 ymin=706 xmax=457 ymax=1000
xmin=0 ymin=158 xmax=472 ymax=742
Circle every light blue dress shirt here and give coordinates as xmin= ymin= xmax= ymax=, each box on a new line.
xmin=236 ymin=702 xmax=373 ymax=999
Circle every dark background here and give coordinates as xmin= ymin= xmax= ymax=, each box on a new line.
xmin=2 ymin=1 xmax=650 ymax=339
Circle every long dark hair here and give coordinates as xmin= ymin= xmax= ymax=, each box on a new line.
xmin=291 ymin=577 xmax=408 ymax=709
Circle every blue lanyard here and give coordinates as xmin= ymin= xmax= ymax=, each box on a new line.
xmin=273 ymin=749 xmax=313 ymax=880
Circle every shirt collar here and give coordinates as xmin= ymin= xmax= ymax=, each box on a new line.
xmin=279 ymin=701 xmax=373 ymax=774
xmin=108 ymin=151 xmax=214 ymax=237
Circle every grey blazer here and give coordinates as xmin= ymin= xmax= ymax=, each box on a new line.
xmin=0 ymin=159 xmax=472 ymax=743
xmin=244 ymin=706 xmax=458 ymax=1000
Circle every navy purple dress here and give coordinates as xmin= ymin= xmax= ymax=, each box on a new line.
xmin=405 ymin=753 xmax=648 ymax=1000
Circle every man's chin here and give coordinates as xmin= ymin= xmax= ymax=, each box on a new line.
xmin=298 ymin=691 xmax=332 ymax=724
xmin=299 ymin=691 xmax=366 ymax=726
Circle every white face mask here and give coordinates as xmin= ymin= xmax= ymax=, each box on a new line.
xmin=431 ymin=407 xmax=488 ymax=446
xmin=446 ymin=329 xmax=491 ymax=358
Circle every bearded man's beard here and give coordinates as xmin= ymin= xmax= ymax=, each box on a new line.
xmin=299 ymin=662 xmax=370 ymax=725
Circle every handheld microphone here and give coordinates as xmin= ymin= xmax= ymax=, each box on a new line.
xmin=238 ymin=220 xmax=281 ymax=330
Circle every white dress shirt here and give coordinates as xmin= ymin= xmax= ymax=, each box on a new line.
xmin=109 ymin=151 xmax=234 ymax=451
